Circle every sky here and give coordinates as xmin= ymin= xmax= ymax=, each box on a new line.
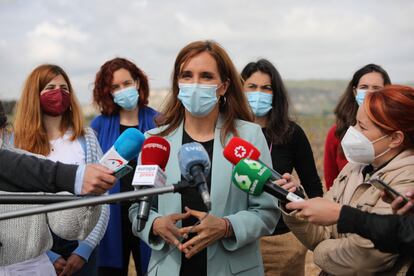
xmin=0 ymin=0 xmax=413 ymax=103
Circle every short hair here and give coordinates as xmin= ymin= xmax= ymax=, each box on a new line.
xmin=365 ymin=84 xmax=414 ymax=148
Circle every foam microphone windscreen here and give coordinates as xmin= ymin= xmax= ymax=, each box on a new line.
xmin=113 ymin=128 xmax=145 ymax=161
xmin=141 ymin=136 xmax=171 ymax=170
xmin=178 ymin=142 xmax=211 ymax=181
xmin=223 ymin=137 xmax=261 ymax=165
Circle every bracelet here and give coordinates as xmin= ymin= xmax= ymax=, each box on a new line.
xmin=222 ymin=218 xmax=234 ymax=238
xmin=226 ymin=218 xmax=234 ymax=238
xmin=221 ymin=218 xmax=229 ymax=238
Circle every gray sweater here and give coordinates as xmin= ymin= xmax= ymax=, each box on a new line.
xmin=0 ymin=193 xmax=101 ymax=265
xmin=0 ymin=137 xmax=101 ymax=265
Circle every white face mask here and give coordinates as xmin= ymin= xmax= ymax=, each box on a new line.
xmin=341 ymin=126 xmax=390 ymax=165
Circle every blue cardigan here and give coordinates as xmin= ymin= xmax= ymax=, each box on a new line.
xmin=90 ymin=106 xmax=158 ymax=271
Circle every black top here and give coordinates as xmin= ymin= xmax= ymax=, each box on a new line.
xmin=180 ymin=130 xmax=213 ymax=276
xmin=338 ymin=205 xmax=414 ymax=255
xmin=0 ymin=148 xmax=77 ymax=193
xmin=263 ymin=122 xmax=323 ymax=234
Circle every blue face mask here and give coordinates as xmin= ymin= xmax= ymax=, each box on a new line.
xmin=177 ymin=83 xmax=219 ymax=117
xmin=246 ymin=91 xmax=273 ymax=117
xmin=355 ymin=89 xmax=367 ymax=106
xmin=113 ymin=86 xmax=139 ymax=110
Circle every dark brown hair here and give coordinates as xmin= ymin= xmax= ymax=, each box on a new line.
xmin=334 ymin=64 xmax=391 ymax=139
xmin=241 ymin=59 xmax=294 ymax=144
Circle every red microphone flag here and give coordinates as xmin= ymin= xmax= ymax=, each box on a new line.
xmin=223 ymin=137 xmax=261 ymax=165
xmin=141 ymin=136 xmax=170 ymax=170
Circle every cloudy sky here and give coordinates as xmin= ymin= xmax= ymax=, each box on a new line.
xmin=1 ymin=0 xmax=413 ymax=103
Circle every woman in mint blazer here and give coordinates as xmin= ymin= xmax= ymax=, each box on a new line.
xmin=129 ymin=40 xmax=279 ymax=276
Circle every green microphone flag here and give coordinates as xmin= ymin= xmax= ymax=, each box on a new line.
xmin=231 ymin=158 xmax=272 ymax=196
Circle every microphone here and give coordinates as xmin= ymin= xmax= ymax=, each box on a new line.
xmin=232 ymin=158 xmax=304 ymax=203
xmin=100 ymin=128 xmax=145 ymax=178
xmin=132 ymin=136 xmax=170 ymax=232
xmin=223 ymin=137 xmax=283 ymax=181
xmin=178 ymin=142 xmax=211 ymax=211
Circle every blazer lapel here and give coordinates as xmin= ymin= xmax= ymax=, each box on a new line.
xmin=210 ymin=116 xmax=233 ymax=218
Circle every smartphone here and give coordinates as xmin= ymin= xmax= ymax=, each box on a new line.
xmin=369 ymin=179 xmax=409 ymax=204
xmin=113 ymin=164 xmax=133 ymax=179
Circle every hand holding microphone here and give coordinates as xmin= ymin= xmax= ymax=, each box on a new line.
xmin=274 ymin=173 xmax=301 ymax=194
xmin=285 ymin=197 xmax=342 ymax=225
xmin=224 ymin=137 xmax=305 ymax=198
xmin=80 ymin=128 xmax=144 ymax=195
xmin=232 ymin=158 xmax=304 ymax=203
xmin=81 ymin=164 xmax=117 ymax=194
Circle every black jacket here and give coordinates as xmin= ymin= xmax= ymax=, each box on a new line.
xmin=338 ymin=205 xmax=414 ymax=255
xmin=0 ymin=149 xmax=77 ymax=193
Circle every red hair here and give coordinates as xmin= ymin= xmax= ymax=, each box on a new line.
xmin=93 ymin=57 xmax=150 ymax=115
xmin=365 ymin=84 xmax=414 ymax=148
xmin=14 ymin=64 xmax=84 ymax=156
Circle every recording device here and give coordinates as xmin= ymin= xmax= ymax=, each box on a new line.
xmin=132 ymin=136 xmax=170 ymax=232
xmin=178 ymin=142 xmax=212 ymax=211
xmin=113 ymin=165 xmax=133 ymax=179
xmin=100 ymin=128 xmax=145 ymax=178
xmin=368 ymin=178 xmax=409 ymax=204
xmin=232 ymin=158 xmax=304 ymax=203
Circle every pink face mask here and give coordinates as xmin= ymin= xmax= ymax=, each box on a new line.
xmin=40 ymin=88 xmax=71 ymax=116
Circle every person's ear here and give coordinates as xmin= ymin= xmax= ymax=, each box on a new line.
xmin=389 ymin=131 xmax=404 ymax=149
xmin=218 ymin=79 xmax=230 ymax=97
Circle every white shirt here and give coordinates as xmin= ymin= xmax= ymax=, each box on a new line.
xmin=47 ymin=131 xmax=85 ymax=166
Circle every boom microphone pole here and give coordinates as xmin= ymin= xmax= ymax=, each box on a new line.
xmin=0 ymin=194 xmax=85 ymax=204
xmin=0 ymin=181 xmax=189 ymax=221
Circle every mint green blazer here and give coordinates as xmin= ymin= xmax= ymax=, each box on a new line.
xmin=130 ymin=117 xmax=280 ymax=275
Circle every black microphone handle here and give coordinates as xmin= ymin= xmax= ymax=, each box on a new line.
xmin=263 ymin=181 xmax=304 ymax=203
xmin=262 ymin=161 xmax=306 ymax=199
xmin=189 ymin=165 xmax=211 ymax=211
xmin=136 ymin=185 xmax=154 ymax=232
xmin=263 ymin=182 xmax=289 ymax=203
